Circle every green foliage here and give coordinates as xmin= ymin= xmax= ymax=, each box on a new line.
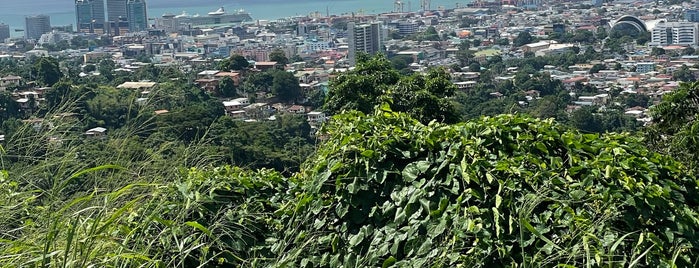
xmin=218 ymin=76 xmax=237 ymax=98
xmin=513 ymin=31 xmax=534 ymax=47
xmin=0 ymin=91 xmax=21 ymax=121
xmin=32 ymin=57 xmax=63 ymax=87
xmin=271 ymin=70 xmax=301 ymax=103
xmin=269 ymin=49 xmax=289 ymax=66
xmin=324 ymin=54 xmax=400 ymax=114
xmin=325 ymin=55 xmax=459 ymax=124
xmin=648 ymin=81 xmax=699 ymax=172
xmin=282 ymin=111 xmax=698 ymax=267
xmin=2 ymin=109 xmax=698 ymax=267
xmin=219 ymin=54 xmax=250 ymax=71
xmin=673 ymin=65 xmax=696 ymax=82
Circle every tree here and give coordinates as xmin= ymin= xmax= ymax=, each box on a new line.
xmin=673 ymin=65 xmax=696 ymax=82
xmin=218 ymin=76 xmax=237 ymax=98
xmin=496 ymin=38 xmax=510 ymax=46
xmin=0 ymin=91 xmax=20 ymax=121
xmin=648 ymin=81 xmax=699 ymax=172
xmin=324 ymin=54 xmax=400 ymax=114
xmin=569 ymin=106 xmax=602 ymax=133
xmin=651 ymin=47 xmax=665 ymax=56
xmin=98 ymin=59 xmax=115 ymax=81
xmin=33 ymin=57 xmax=62 ymax=86
xmin=382 ymin=67 xmax=460 ymax=124
xmin=220 ymin=54 xmax=249 ymax=71
xmin=271 ymin=70 xmax=301 ymax=103
xmin=269 ymin=49 xmax=289 ymax=66
xmin=83 ymin=64 xmax=96 ymax=73
xmin=589 ymin=63 xmax=606 ymax=74
xmin=513 ymin=31 xmax=534 ymax=47
xmin=469 ymin=61 xmax=481 ymax=72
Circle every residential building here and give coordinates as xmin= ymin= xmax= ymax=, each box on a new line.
xmin=76 ymin=0 xmax=106 ymax=33
xmin=348 ymin=22 xmax=383 ymax=66
xmin=127 ymin=0 xmax=148 ymax=32
xmin=686 ymin=9 xmax=699 ymax=23
xmin=650 ymin=22 xmax=699 ymax=46
xmin=25 ymin=15 xmax=51 ymax=40
xmin=636 ymin=62 xmax=656 ymax=73
xmin=396 ymin=20 xmax=418 ymax=35
xmin=0 ymin=24 xmax=9 ymax=42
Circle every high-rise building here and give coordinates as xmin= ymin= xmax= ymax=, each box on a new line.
xmin=0 ymin=24 xmax=10 ymax=42
xmin=126 ymin=0 xmax=147 ymax=32
xmin=650 ymin=22 xmax=699 ymax=46
xmin=107 ymin=0 xmax=128 ymax=23
xmin=76 ymin=0 xmax=106 ymax=33
xmin=347 ymin=22 xmax=383 ymax=66
xmin=25 ymin=15 xmax=51 ymax=40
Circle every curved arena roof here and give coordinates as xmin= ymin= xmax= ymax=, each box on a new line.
xmin=611 ymin=15 xmax=648 ymax=33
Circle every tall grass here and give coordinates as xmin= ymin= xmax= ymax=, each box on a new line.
xmin=0 ymin=89 xmax=241 ymax=267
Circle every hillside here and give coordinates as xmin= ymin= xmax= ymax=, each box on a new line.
xmin=1 ymin=109 xmax=697 ymax=267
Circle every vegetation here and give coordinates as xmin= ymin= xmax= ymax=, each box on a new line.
xmin=1 ymin=50 xmax=699 ymax=267
xmin=2 ymin=108 xmax=698 ymax=267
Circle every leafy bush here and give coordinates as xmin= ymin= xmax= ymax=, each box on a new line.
xmin=279 ymin=109 xmax=699 ymax=267
xmin=2 ymin=110 xmax=698 ymax=267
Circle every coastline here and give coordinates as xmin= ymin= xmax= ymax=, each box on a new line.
xmin=1 ymin=0 xmax=470 ymax=37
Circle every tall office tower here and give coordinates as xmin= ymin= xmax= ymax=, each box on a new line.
xmin=107 ymin=0 xmax=128 ymax=23
xmin=76 ymin=0 xmax=106 ymax=33
xmin=106 ymin=0 xmax=128 ymax=35
xmin=347 ymin=22 xmax=383 ymax=66
xmin=126 ymin=0 xmax=147 ymax=32
xmin=0 ymin=24 xmax=10 ymax=42
xmin=25 ymin=15 xmax=51 ymax=40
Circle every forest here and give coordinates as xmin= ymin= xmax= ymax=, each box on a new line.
xmin=1 ymin=53 xmax=699 ymax=267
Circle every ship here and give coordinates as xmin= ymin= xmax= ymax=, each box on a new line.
xmin=159 ymin=6 xmax=252 ymax=28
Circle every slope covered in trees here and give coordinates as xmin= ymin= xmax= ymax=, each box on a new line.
xmin=2 ymin=109 xmax=697 ymax=267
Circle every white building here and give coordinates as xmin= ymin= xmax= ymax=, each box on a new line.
xmin=650 ymin=22 xmax=699 ymax=46
xmin=635 ymin=62 xmax=656 ymax=73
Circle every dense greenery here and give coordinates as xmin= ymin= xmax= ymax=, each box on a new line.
xmin=647 ymin=81 xmax=699 ymax=173
xmin=1 ymin=47 xmax=699 ymax=267
xmin=2 ymin=108 xmax=698 ymax=266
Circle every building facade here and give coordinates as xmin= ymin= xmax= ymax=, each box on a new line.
xmin=126 ymin=0 xmax=148 ymax=32
xmin=107 ymin=0 xmax=128 ymax=23
xmin=25 ymin=15 xmax=51 ymax=40
xmin=0 ymin=24 xmax=10 ymax=42
xmin=650 ymin=22 xmax=699 ymax=46
xmin=76 ymin=0 xmax=106 ymax=34
xmin=348 ymin=22 xmax=383 ymax=66
xmin=686 ymin=9 xmax=699 ymax=23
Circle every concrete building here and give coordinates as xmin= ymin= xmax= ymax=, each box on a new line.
xmin=635 ymin=62 xmax=656 ymax=73
xmin=106 ymin=0 xmax=129 ymax=35
xmin=0 ymin=24 xmax=10 ymax=42
xmin=76 ymin=0 xmax=106 ymax=33
xmin=348 ymin=22 xmax=383 ymax=66
xmin=651 ymin=22 xmax=699 ymax=46
xmin=25 ymin=15 xmax=51 ymax=40
xmin=126 ymin=0 xmax=148 ymax=32
xmin=686 ymin=9 xmax=699 ymax=23
xmin=396 ymin=20 xmax=418 ymax=35
xmin=107 ymin=0 xmax=128 ymax=23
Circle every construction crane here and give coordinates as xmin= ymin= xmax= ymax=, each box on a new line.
xmin=394 ymin=0 xmax=405 ymax=13
xmin=420 ymin=0 xmax=431 ymax=11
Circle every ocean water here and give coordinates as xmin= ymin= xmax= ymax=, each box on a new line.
xmin=1 ymin=0 xmax=471 ymax=37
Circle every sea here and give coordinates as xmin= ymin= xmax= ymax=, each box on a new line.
xmin=1 ymin=0 xmax=472 ymax=37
